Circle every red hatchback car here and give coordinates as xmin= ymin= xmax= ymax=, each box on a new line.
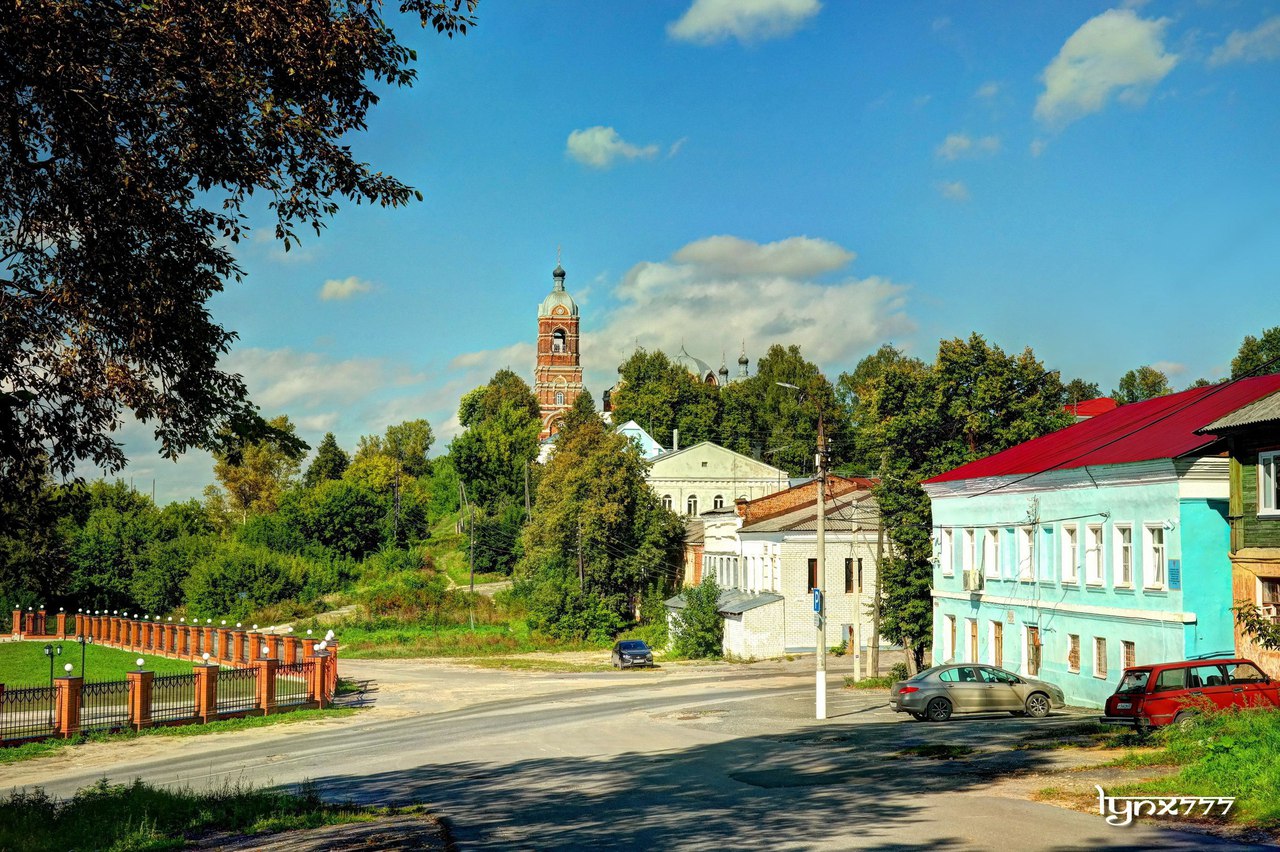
xmin=1100 ymin=657 xmax=1279 ymax=730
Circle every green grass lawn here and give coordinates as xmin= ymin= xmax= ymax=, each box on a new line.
xmin=0 ymin=640 xmax=196 ymax=687
xmin=1109 ymin=708 xmax=1280 ymax=829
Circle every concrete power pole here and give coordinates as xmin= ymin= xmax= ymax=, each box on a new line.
xmin=815 ymin=413 xmax=827 ymax=721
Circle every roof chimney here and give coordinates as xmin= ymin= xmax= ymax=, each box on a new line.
xmin=672 ymin=428 xmax=679 ymax=452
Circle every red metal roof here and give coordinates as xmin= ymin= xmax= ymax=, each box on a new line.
xmin=1062 ymin=396 xmax=1118 ymax=418
xmin=925 ymin=374 xmax=1280 ymax=485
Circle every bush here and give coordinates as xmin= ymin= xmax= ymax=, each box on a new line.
xmin=522 ymin=571 xmax=624 ymax=642
xmin=183 ymin=542 xmax=304 ymax=619
xmin=890 ymin=662 xmax=910 ymax=681
xmin=671 ymin=577 xmax=722 ymax=659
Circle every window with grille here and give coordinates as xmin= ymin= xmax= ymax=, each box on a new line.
xmin=1068 ymin=634 xmax=1080 ymax=672
xmin=1122 ymin=640 xmax=1135 ymax=669
xmin=1094 ymin=637 xmax=1108 ymax=678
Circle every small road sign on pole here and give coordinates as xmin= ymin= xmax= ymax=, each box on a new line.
xmin=813 ymin=588 xmax=822 ymax=613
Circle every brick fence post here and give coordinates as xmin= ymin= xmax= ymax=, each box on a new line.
xmin=11 ymin=608 xmax=20 ymax=637
xmin=307 ymin=653 xmax=329 ymax=708
xmin=56 ymin=610 xmax=66 ymax=639
xmin=127 ymin=670 xmax=154 ymax=731
xmin=268 ymin=634 xmax=283 ymax=661
xmin=37 ymin=608 xmax=46 ymax=635
xmin=194 ymin=664 xmax=219 ymax=723
xmin=201 ymin=626 xmax=214 ymax=658
xmin=54 ymin=676 xmax=82 ymax=737
xmin=217 ymin=629 xmax=231 ymax=664
xmin=327 ymin=641 xmax=339 ymax=697
xmin=282 ymin=636 xmax=299 ymax=666
xmin=24 ymin=610 xmax=34 ymax=635
xmin=256 ymin=657 xmax=278 ymax=715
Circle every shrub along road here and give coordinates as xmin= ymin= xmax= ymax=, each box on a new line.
xmin=10 ymin=655 xmax=1268 ymax=851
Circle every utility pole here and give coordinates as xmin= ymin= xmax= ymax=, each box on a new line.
xmin=872 ymin=514 xmax=884 ymax=677
xmin=460 ymin=480 xmax=475 ymax=630
xmin=524 ymin=460 xmax=532 ymax=517
xmin=577 ymin=522 xmax=585 ymax=588
xmin=815 ymin=412 xmax=828 ymax=721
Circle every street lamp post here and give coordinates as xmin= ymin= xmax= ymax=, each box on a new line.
xmin=777 ymin=381 xmax=829 ymax=720
xmin=77 ymin=634 xmax=93 ymax=681
xmin=43 ymin=642 xmax=62 ymax=687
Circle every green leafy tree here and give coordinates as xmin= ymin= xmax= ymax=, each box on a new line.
xmin=671 ymin=577 xmax=723 ymax=658
xmin=716 ymin=381 xmax=759 ymax=457
xmin=859 ymin=334 xmax=1072 ymax=669
xmin=1112 ymin=366 xmax=1173 ymax=405
xmin=1062 ymin=378 xmax=1101 ymax=404
xmin=1231 ymin=326 xmax=1280 ymax=379
xmin=0 ymin=0 xmax=474 ymax=486
xmin=132 ymin=534 xmax=218 ymax=614
xmin=517 ymin=393 xmax=684 ymax=637
xmin=419 ymin=455 xmax=462 ymax=526
xmin=735 ymin=344 xmax=849 ymax=475
xmin=183 ymin=543 xmax=304 ymax=619
xmin=278 ymin=479 xmax=389 ymax=561
xmin=0 ymin=465 xmax=76 ymax=608
xmin=837 ymin=345 xmax=926 ymax=474
xmin=303 ymin=433 xmax=350 ymax=488
xmin=384 ymin=420 xmax=435 ymax=479
xmin=348 ymin=419 xmax=435 ymax=487
xmin=212 ymin=414 xmax=305 ymax=521
xmin=451 ymin=371 xmax=541 ymax=509
xmin=610 ymin=349 xmax=721 ymax=448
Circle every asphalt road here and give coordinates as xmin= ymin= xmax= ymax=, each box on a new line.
xmin=7 ymin=656 xmax=1268 ymax=851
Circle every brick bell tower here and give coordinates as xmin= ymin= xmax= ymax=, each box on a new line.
xmin=534 ymin=259 xmax=583 ymax=439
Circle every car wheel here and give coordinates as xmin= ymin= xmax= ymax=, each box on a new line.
xmin=1024 ymin=693 xmax=1051 ymax=718
xmin=1173 ymin=711 xmax=1196 ymax=730
xmin=910 ymin=712 xmax=927 ymax=722
xmin=925 ymin=697 xmax=952 ymax=722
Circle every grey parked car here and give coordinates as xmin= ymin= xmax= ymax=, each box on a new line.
xmin=611 ymin=640 xmax=654 ymax=669
xmin=889 ymin=664 xmax=1066 ymax=722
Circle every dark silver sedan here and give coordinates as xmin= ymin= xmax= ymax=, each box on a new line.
xmin=889 ymin=664 xmax=1066 ymax=722
xmin=611 ymin=640 xmax=654 ymax=669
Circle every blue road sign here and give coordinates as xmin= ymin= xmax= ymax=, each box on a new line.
xmin=813 ymin=588 xmax=822 ymax=613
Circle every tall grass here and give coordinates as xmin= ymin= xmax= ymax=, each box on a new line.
xmin=1114 ymin=707 xmax=1280 ymax=828
xmin=0 ymin=778 xmax=377 ymax=851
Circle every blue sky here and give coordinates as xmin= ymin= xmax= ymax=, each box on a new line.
xmin=94 ymin=0 xmax=1280 ymax=502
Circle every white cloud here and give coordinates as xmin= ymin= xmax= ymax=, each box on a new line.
xmin=319 ymin=276 xmax=374 ymax=301
xmin=670 ymin=235 xmax=854 ymax=278
xmin=668 ymin=0 xmax=820 ymax=45
xmin=975 ymin=81 xmax=1001 ymax=99
xmin=668 ymin=137 xmax=688 ymax=158
xmin=1035 ymin=9 xmax=1178 ymax=128
xmin=566 ymin=126 xmax=660 ymax=169
xmin=936 ymin=181 xmax=970 ymax=202
xmin=935 ymin=133 xmax=1001 ymax=161
xmin=1030 ymin=138 xmax=1048 ymax=157
xmin=1151 ymin=360 xmax=1186 ymax=377
xmin=225 ymin=348 xmax=424 ymax=415
xmin=1208 ymin=16 xmax=1280 ymax=67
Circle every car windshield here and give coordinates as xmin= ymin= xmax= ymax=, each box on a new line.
xmin=1115 ymin=669 xmax=1151 ymax=695
xmin=619 ymin=641 xmax=648 ymax=651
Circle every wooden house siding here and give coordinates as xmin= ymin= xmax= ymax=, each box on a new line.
xmin=1231 ymin=434 xmax=1280 ymax=551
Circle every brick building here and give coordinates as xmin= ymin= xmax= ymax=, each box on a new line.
xmin=533 ymin=262 xmax=584 ymax=440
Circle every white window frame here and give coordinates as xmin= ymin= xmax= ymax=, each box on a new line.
xmin=1260 ymin=451 xmax=1280 ymax=517
xmin=1018 ymin=526 xmax=1034 ymax=580
xmin=1067 ymin=633 xmax=1080 ymax=673
xmin=983 ymin=528 xmax=1000 ymax=579
xmin=942 ymin=614 xmax=956 ymax=661
xmin=940 ymin=529 xmax=954 ymax=576
xmin=1085 ymin=524 xmax=1104 ymax=586
xmin=1114 ymin=524 xmax=1133 ymax=587
xmin=1122 ymin=640 xmax=1136 ymax=670
xmin=965 ymin=617 xmax=977 ymax=662
xmin=987 ymin=620 xmax=999 ymax=665
xmin=1061 ymin=524 xmax=1079 ymax=583
xmin=1143 ymin=525 xmax=1166 ymax=589
xmin=1094 ymin=637 xmax=1108 ymax=679
xmin=962 ymin=529 xmax=975 ymax=575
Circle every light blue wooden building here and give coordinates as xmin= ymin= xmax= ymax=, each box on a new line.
xmin=923 ymin=376 xmax=1280 ymax=708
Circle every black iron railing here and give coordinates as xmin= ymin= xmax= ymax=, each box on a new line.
xmin=80 ymin=679 xmax=129 ymax=733
xmin=215 ymin=667 xmax=258 ymax=714
xmin=275 ymin=662 xmax=312 ymax=707
xmin=0 ymin=686 xmax=55 ymax=741
xmin=151 ymin=673 xmax=197 ymax=722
